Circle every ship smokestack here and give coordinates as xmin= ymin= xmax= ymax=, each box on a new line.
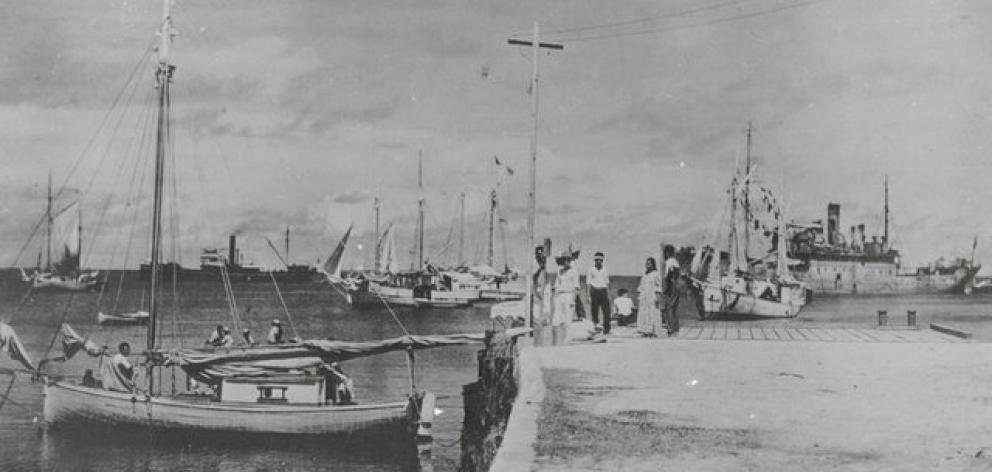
xmin=850 ymin=226 xmax=857 ymax=250
xmin=229 ymin=234 xmax=236 ymax=267
xmin=827 ymin=203 xmax=841 ymax=245
xmin=858 ymin=224 xmax=866 ymax=249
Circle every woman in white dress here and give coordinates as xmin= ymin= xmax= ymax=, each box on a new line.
xmin=552 ymin=252 xmax=580 ymax=345
xmin=637 ymin=257 xmax=663 ymax=337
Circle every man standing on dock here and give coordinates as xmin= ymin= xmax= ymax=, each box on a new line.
xmin=587 ymin=251 xmax=611 ymax=334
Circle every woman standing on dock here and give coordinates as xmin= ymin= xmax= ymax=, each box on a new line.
xmin=637 ymin=257 xmax=663 ymax=337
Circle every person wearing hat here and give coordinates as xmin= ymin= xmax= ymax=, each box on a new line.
xmin=267 ymin=319 xmax=285 ymax=344
xmin=206 ymin=324 xmax=225 ymax=347
xmin=551 ymin=249 xmax=580 ymax=345
xmin=242 ymin=328 xmax=256 ymax=346
xmin=587 ymin=251 xmax=611 ymax=334
xmin=219 ymin=327 xmax=234 ymax=347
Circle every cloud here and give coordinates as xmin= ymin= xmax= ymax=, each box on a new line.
xmin=331 ymin=190 xmax=373 ymax=205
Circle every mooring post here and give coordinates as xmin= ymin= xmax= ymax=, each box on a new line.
xmin=877 ymin=310 xmax=887 ymax=326
xmin=907 ymin=310 xmax=916 ymax=327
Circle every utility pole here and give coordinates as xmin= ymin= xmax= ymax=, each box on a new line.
xmin=508 ymin=22 xmax=563 ymax=331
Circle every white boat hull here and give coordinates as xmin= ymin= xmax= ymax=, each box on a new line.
xmin=97 ymin=311 xmax=149 ymax=325
xmin=697 ymin=276 xmax=808 ymax=319
xmin=44 ymin=381 xmax=416 ymax=436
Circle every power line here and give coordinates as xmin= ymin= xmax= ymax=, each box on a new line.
xmin=542 ymin=0 xmax=757 ymax=37
xmin=559 ymin=0 xmax=831 ymax=42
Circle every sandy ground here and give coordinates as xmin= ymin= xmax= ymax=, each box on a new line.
xmin=528 ymin=329 xmax=992 ymax=471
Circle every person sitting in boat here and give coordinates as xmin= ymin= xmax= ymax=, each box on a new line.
xmin=242 ymin=328 xmax=256 ymax=346
xmin=267 ymin=319 xmax=285 ymax=344
xmin=319 ymin=362 xmax=355 ymax=405
xmin=206 ymin=324 xmax=225 ymax=346
xmin=101 ymin=342 xmax=135 ymax=392
xmin=218 ymin=327 xmax=234 ymax=347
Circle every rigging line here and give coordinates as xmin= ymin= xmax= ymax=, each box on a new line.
xmin=167 ymin=85 xmax=185 ymax=348
xmin=113 ymin=127 xmax=154 ymax=313
xmin=86 ymin=85 xmax=159 ymax=271
xmin=267 ymin=270 xmax=299 ymax=339
xmin=542 ymin=0 xmax=757 ymax=37
xmin=562 ymin=0 xmax=830 ymax=42
xmin=53 ymin=35 xmax=159 ymax=204
xmin=78 ymin=48 xmax=157 ymax=210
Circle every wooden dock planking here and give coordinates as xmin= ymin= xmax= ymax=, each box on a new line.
xmin=668 ymin=321 xmax=966 ymax=343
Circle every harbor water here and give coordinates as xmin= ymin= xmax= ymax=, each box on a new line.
xmin=1 ymin=273 xmax=991 ymax=471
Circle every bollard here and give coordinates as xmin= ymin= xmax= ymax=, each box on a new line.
xmin=877 ymin=310 xmax=888 ymax=326
xmin=907 ymin=310 xmax=917 ymax=327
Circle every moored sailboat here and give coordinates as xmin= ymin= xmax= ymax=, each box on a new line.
xmin=688 ymin=124 xmax=810 ymax=319
xmin=37 ymin=0 xmax=467 ymax=442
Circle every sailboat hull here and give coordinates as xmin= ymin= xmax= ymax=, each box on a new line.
xmin=696 ymin=276 xmax=808 ymax=319
xmin=44 ymin=381 xmax=418 ymax=436
xmin=32 ymin=275 xmax=102 ymax=292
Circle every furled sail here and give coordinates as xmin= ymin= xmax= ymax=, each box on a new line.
xmin=0 ymin=323 xmax=36 ymax=372
xmin=160 ymin=333 xmax=486 ymax=384
xmin=59 ymin=324 xmax=105 ymax=359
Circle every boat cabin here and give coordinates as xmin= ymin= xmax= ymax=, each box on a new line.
xmin=220 ymin=375 xmax=327 ymax=405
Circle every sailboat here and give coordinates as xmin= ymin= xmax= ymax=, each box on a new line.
xmin=19 ymin=179 xmax=101 ymax=292
xmin=40 ymin=1 xmax=470 ymax=441
xmin=344 ymin=153 xmax=478 ymax=308
xmin=688 ymin=124 xmax=811 ymax=318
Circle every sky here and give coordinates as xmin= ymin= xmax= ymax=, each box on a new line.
xmin=1 ymin=0 xmax=990 ymax=275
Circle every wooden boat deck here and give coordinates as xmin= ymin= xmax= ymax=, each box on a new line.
xmin=671 ymin=322 xmax=970 ymax=343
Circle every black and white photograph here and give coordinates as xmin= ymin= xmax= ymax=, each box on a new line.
xmin=0 ymin=0 xmax=990 ymax=470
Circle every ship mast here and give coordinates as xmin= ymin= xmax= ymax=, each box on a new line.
xmin=883 ymin=174 xmax=889 ymax=251
xmin=743 ymin=122 xmax=752 ymax=268
xmin=488 ymin=188 xmax=496 ymax=268
xmin=46 ymin=172 xmax=52 ymax=271
xmin=284 ymin=226 xmax=290 ymax=263
xmin=148 ymin=0 xmax=174 ymax=394
xmin=373 ymin=194 xmax=381 ymax=271
xmin=458 ymin=192 xmax=465 ymax=267
xmin=417 ymin=150 xmax=424 ymax=271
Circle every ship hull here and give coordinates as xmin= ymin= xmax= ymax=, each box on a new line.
xmin=695 ymin=276 xmax=808 ymax=319
xmin=790 ymin=261 xmax=979 ymax=295
xmin=44 ymin=381 xmax=418 ymax=437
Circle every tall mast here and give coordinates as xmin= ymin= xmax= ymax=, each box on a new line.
xmin=373 ymin=195 xmax=381 ymax=271
xmin=488 ymin=188 xmax=496 ymax=267
xmin=883 ymin=174 xmax=889 ymax=250
xmin=148 ymin=0 xmax=174 ymax=393
xmin=417 ymin=150 xmax=424 ymax=270
xmin=743 ymin=122 xmax=752 ymax=267
xmin=46 ymin=172 xmax=52 ymax=270
xmin=77 ymin=203 xmax=82 ymax=273
xmin=458 ymin=192 xmax=465 ymax=267
xmin=284 ymin=226 xmax=290 ymax=263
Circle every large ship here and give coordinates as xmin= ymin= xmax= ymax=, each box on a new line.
xmin=140 ymin=233 xmax=319 ymax=283
xmin=786 ymin=179 xmax=979 ymax=295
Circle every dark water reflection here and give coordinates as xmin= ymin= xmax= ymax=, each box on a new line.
xmin=1 ymin=273 xmax=990 ymax=470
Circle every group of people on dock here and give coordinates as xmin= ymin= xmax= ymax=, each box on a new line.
xmin=533 ymin=243 xmax=685 ymax=344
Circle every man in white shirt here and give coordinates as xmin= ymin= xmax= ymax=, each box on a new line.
xmin=267 ymin=319 xmax=285 ymax=344
xmin=587 ymin=251 xmax=611 ymax=334
xmin=613 ymin=288 xmax=634 ymax=326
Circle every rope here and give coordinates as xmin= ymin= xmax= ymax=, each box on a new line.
xmin=218 ymin=264 xmax=243 ymax=338
xmin=0 ymin=372 xmax=16 ymax=414
xmin=268 ymin=270 xmax=299 ymax=339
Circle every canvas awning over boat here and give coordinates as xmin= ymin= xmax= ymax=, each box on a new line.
xmin=158 ymin=333 xmax=485 ymax=384
xmin=0 ymin=323 xmax=37 ymax=372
